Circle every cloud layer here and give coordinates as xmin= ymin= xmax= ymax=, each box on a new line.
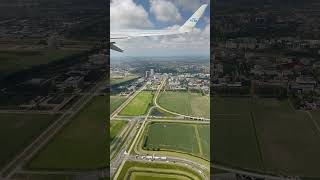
xmin=110 ymin=0 xmax=152 ymax=29
xmin=150 ymin=0 xmax=182 ymax=22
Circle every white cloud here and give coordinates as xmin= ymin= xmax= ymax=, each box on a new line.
xmin=172 ymin=0 xmax=210 ymax=11
xmin=173 ymin=0 xmax=201 ymax=11
xmin=150 ymin=0 xmax=182 ymax=22
xmin=110 ymin=0 xmax=152 ymax=30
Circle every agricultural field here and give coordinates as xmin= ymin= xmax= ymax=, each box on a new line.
xmin=117 ymin=161 xmax=203 ymax=180
xmin=252 ymin=99 xmax=320 ymax=177
xmin=212 ymin=97 xmax=262 ymax=171
xmin=197 ymin=125 xmax=210 ymax=159
xmin=28 ymin=96 xmax=108 ymax=170
xmin=110 ymin=74 xmax=139 ymax=85
xmin=0 ymin=50 xmax=81 ymax=78
xmin=0 ymin=113 xmax=58 ymax=169
xmin=212 ymin=96 xmax=320 ymax=177
xmin=119 ymin=91 xmax=153 ymax=116
xmin=110 ymin=120 xmax=128 ymax=142
xmin=129 ymin=171 xmax=192 ymax=180
xmin=311 ymin=110 xmax=320 ymax=125
xmin=158 ymin=91 xmax=209 ymax=118
xmin=142 ymin=122 xmax=209 ymax=160
xmin=13 ymin=174 xmax=74 ymax=180
xmin=110 ymin=96 xmax=126 ymax=113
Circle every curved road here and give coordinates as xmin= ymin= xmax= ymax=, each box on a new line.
xmin=153 ymin=77 xmax=210 ymax=121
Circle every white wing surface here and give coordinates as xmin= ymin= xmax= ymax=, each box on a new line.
xmin=110 ymin=4 xmax=208 ymax=52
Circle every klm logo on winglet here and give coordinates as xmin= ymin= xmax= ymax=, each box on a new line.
xmin=190 ymin=18 xmax=198 ymax=23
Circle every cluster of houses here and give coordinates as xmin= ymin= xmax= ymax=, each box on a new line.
xmin=167 ymin=73 xmax=209 ymax=94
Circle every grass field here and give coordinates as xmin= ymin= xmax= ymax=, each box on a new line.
xmin=119 ymin=91 xmax=153 ymax=116
xmin=213 ymin=96 xmax=320 ymax=177
xmin=150 ymin=107 xmax=176 ymax=117
xmin=110 ymin=75 xmax=139 ymax=85
xmin=117 ymin=161 xmax=202 ymax=180
xmin=252 ymin=99 xmax=320 ymax=177
xmin=158 ymin=91 xmax=209 ymax=118
xmin=0 ymin=50 xmax=81 ymax=77
xmin=129 ymin=171 xmax=192 ymax=180
xmin=212 ymin=97 xmax=263 ymax=170
xmin=13 ymin=174 xmax=74 ymax=180
xmin=110 ymin=120 xmax=128 ymax=142
xmin=142 ymin=122 xmax=209 ymax=160
xmin=311 ymin=110 xmax=320 ymax=125
xmin=0 ymin=114 xmax=58 ymax=169
xmin=198 ymin=125 xmax=210 ymax=159
xmin=28 ymin=96 xmax=108 ymax=170
xmin=110 ymin=96 xmax=126 ymax=113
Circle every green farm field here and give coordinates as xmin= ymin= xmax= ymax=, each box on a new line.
xmin=0 ymin=50 xmax=82 ymax=77
xmin=28 ymin=96 xmax=108 ymax=170
xmin=212 ymin=97 xmax=263 ymax=171
xmin=158 ymin=91 xmax=209 ymax=118
xmin=310 ymin=110 xmax=320 ymax=125
xmin=142 ymin=122 xmax=209 ymax=160
xmin=110 ymin=96 xmax=126 ymax=113
xmin=198 ymin=125 xmax=210 ymax=159
xmin=117 ymin=161 xmax=202 ymax=180
xmin=252 ymin=99 xmax=320 ymax=177
xmin=0 ymin=113 xmax=58 ymax=169
xmin=212 ymin=96 xmax=320 ymax=177
xmin=119 ymin=91 xmax=153 ymax=116
xmin=110 ymin=120 xmax=128 ymax=142
xmin=13 ymin=174 xmax=74 ymax=180
xmin=129 ymin=171 xmax=192 ymax=180
xmin=110 ymin=75 xmax=139 ymax=85
xmin=150 ymin=107 xmax=176 ymax=117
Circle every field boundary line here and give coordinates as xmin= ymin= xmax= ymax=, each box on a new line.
xmin=305 ymin=111 xmax=320 ymax=137
xmin=250 ymin=111 xmax=265 ymax=171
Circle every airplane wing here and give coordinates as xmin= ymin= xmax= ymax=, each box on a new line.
xmin=110 ymin=42 xmax=123 ymax=52
xmin=110 ymin=4 xmax=208 ymax=52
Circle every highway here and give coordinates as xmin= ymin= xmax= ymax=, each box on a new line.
xmin=111 ymin=78 xmax=165 ymax=179
xmin=111 ymin=105 xmax=155 ymax=179
xmin=110 ymin=83 xmax=147 ymax=119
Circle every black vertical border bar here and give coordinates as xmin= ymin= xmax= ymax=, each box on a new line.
xmin=210 ymin=0 xmax=216 ymax=179
xmin=106 ymin=0 xmax=111 ymax=177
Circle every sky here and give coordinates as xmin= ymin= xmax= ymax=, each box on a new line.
xmin=110 ymin=0 xmax=210 ymax=57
